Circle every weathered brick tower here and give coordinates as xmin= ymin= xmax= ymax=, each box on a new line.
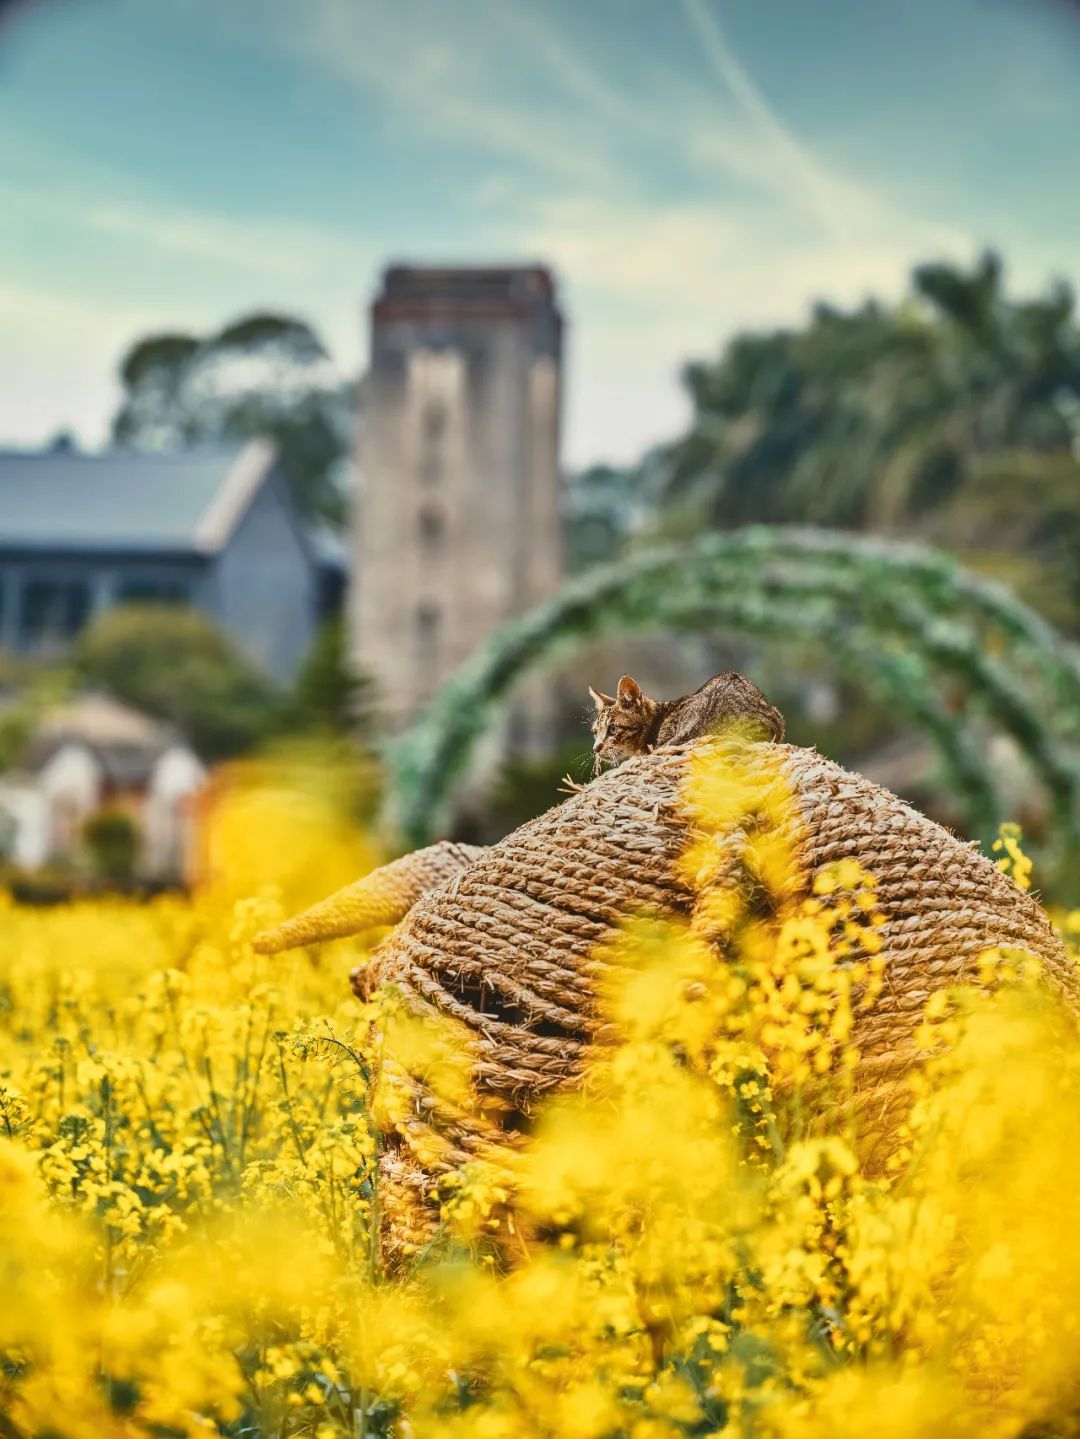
xmin=352 ymin=265 xmax=563 ymax=742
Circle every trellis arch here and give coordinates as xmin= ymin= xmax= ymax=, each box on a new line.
xmin=385 ymin=528 xmax=1080 ymax=875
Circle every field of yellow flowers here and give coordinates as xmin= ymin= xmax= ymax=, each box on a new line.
xmin=3 ymin=759 xmax=1080 ymax=1439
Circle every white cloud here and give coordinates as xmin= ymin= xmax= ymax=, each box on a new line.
xmin=485 ymin=183 xmax=972 ymax=466
xmin=0 ymin=281 xmax=149 ymax=448
xmin=274 ymin=0 xmax=622 ymax=190
xmin=0 ymin=175 xmax=368 ymax=282
xmin=0 ymin=169 xmax=380 ymax=449
xmin=0 ymin=0 xmax=979 ymax=469
xmin=273 ymin=0 xmax=924 ymax=242
xmin=680 ymin=0 xmax=848 ymax=237
xmin=239 ymin=0 xmax=971 ymax=467
xmin=0 ymin=177 xmax=377 ymax=450
xmin=475 ymin=0 xmax=655 ymax=135
xmin=86 ymin=200 xmax=363 ymax=280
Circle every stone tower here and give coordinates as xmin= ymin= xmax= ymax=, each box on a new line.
xmin=352 ymin=265 xmax=563 ymax=739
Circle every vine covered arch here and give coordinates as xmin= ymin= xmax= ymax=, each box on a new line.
xmin=385 ymin=528 xmax=1080 ymax=872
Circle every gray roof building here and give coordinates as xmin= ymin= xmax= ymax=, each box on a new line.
xmin=0 ymin=440 xmax=339 ymax=682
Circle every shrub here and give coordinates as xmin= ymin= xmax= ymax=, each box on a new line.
xmin=75 ymin=604 xmax=279 ymax=759
xmin=82 ymin=807 xmax=139 ymax=882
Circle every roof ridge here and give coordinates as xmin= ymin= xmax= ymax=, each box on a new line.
xmin=0 ymin=443 xmax=245 ymax=463
xmin=192 ymin=438 xmax=277 ymax=552
xmin=0 ymin=440 xmax=275 ymax=554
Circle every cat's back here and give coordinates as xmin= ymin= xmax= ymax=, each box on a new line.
xmin=657 ymin=671 xmax=784 ymax=745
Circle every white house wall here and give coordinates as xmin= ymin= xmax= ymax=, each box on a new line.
xmin=0 ymin=780 xmax=50 ymax=867
xmin=144 ymin=746 xmax=206 ymax=877
xmin=40 ymin=743 xmax=104 ymax=860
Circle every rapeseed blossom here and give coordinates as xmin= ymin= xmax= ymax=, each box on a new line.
xmin=0 ymin=750 xmax=1079 ymax=1437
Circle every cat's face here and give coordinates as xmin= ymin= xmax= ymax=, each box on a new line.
xmin=589 ymin=675 xmax=657 ymax=774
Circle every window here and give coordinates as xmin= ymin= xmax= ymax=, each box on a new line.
xmin=422 ymin=401 xmax=446 ymax=443
xmin=117 ymin=579 xmax=191 ymax=605
xmin=19 ymin=579 xmax=91 ymax=644
xmin=416 ymin=602 xmax=441 ymax=672
xmin=418 ymin=504 xmax=444 ymax=548
xmin=418 ymin=400 xmax=446 ymax=486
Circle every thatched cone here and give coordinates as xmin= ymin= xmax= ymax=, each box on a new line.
xmin=253 ymin=841 xmax=483 ymax=954
xmin=257 ymin=739 xmax=1077 ymax=1256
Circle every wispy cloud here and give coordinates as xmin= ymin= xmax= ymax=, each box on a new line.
xmin=0 ymin=175 xmax=374 ymax=447
xmin=679 ymin=0 xmax=849 ymax=237
xmin=0 ymin=279 xmax=153 ymax=447
xmin=0 ymin=0 xmax=982 ymax=464
xmin=0 ymin=176 xmax=367 ymax=281
xmin=88 ymin=199 xmax=369 ymax=279
xmin=489 ymin=185 xmax=972 ymax=464
xmin=101 ymin=0 xmax=970 ymax=465
xmin=271 ymin=0 xmax=944 ymax=247
xmin=476 ymin=0 xmax=651 ymax=135
xmin=276 ymin=0 xmax=621 ymax=190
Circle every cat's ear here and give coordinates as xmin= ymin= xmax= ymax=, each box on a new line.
xmin=617 ymin=674 xmax=644 ymax=708
xmin=589 ymin=685 xmax=614 ymax=711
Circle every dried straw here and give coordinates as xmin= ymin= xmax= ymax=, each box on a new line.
xmin=253 ymin=841 xmax=483 ymax=954
xmin=256 ymin=740 xmax=1076 ymax=1247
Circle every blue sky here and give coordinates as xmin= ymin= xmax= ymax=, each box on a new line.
xmin=2 ymin=0 xmax=1080 ymax=466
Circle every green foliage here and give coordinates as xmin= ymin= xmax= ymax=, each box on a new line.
xmin=288 ymin=617 xmax=375 ymax=739
xmin=213 ymin=313 xmax=326 ymax=357
xmin=655 ymin=252 xmax=1080 ymax=627
xmin=483 ymin=740 xmax=593 ymax=836
xmin=386 ymin=528 xmax=1080 ymax=897
xmin=75 ymin=606 xmax=278 ymax=760
xmin=0 ymin=654 xmax=76 ymax=773
xmin=563 ymin=463 xmax=640 ymax=573
xmin=111 ymin=312 xmax=353 ymax=525
xmin=82 ymin=809 xmax=139 ymax=882
xmin=254 ymin=733 xmax=383 ymax=830
xmin=0 ymin=707 xmax=33 ymax=774
xmin=118 ymin=333 xmax=199 ymax=390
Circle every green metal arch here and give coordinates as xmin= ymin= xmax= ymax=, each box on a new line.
xmin=385 ymin=528 xmax=1080 ymax=872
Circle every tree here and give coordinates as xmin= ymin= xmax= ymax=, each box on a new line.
xmin=111 ymin=313 xmax=354 ymax=525
xmin=651 ymin=250 xmax=1080 ymax=628
xmin=563 ymin=463 xmax=643 ymax=573
xmin=660 ymin=252 xmax=1080 ymax=525
xmin=288 ymin=616 xmax=375 ymax=738
xmin=113 ymin=333 xmax=201 ymax=449
xmin=75 ymin=606 xmax=279 ymax=760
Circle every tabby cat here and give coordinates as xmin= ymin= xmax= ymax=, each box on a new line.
xmin=589 ymin=671 xmax=784 ymax=774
